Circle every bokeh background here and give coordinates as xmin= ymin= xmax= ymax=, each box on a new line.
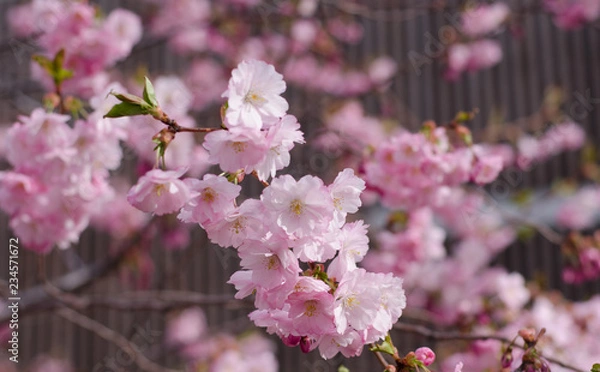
xmin=0 ymin=0 xmax=599 ymax=371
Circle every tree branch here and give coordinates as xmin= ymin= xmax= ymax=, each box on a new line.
xmin=45 ymin=289 xmax=250 ymax=312
xmin=57 ymin=306 xmax=178 ymax=372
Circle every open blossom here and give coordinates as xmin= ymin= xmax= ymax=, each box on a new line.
xmin=333 ymin=268 xmax=381 ymax=334
xmin=328 ymin=168 xmax=366 ymax=226
xmin=203 ymin=128 xmax=269 ymax=172
xmin=178 ymin=174 xmax=241 ymax=225
xmin=223 ymin=59 xmax=289 ymax=130
xmin=446 ymin=40 xmax=503 ymax=80
xmin=287 ymin=277 xmax=336 ymax=337
xmin=252 ymin=114 xmax=305 ymax=181
xmin=461 ymin=3 xmax=510 ymax=37
xmin=166 ymin=307 xmax=207 ymax=347
xmin=261 ymin=174 xmax=334 ymax=236
xmin=327 ymin=221 xmax=370 ymax=280
xmin=470 ymin=154 xmax=503 ymax=185
xmin=127 ymin=168 xmax=191 ymax=215
xmin=238 ymin=237 xmax=301 ymax=290
xmin=204 ymin=199 xmax=267 ymax=248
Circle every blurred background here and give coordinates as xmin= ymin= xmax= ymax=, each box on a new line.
xmin=0 ymin=0 xmax=599 ymax=371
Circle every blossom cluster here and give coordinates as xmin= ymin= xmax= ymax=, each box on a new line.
xmin=445 ymin=2 xmax=509 ymax=80
xmin=123 ymin=60 xmax=407 ymax=359
xmin=363 ymin=126 xmax=503 ymax=210
xmin=543 ymin=0 xmax=600 ymax=29
xmin=145 ymin=0 xmax=398 ymax=106
xmin=0 ymin=86 xmax=133 ymax=252
xmin=516 ymin=121 xmax=586 ymax=169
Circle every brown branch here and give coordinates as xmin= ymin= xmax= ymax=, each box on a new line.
xmin=57 ymin=306 xmax=178 ymax=372
xmin=501 ymin=212 xmax=564 ymax=245
xmin=153 ymin=108 xmax=220 ymax=134
xmin=393 ymin=322 xmax=586 ymax=372
xmin=370 ymin=343 xmax=396 ymax=371
xmin=46 ymin=289 xmax=250 ymax=312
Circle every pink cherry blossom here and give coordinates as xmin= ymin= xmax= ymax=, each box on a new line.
xmin=127 ymin=168 xmax=191 ymax=215
xmin=178 ymin=174 xmax=241 ymax=225
xmin=327 ymin=221 xmax=370 ymax=280
xmin=471 ymin=154 xmax=503 ymax=185
xmin=203 ymin=128 xmax=269 ymax=173
xmin=166 ymin=307 xmax=207 ymax=347
xmin=223 ymin=59 xmax=289 ymax=130
xmin=287 ymin=277 xmax=336 ymax=337
xmin=333 ymin=268 xmax=381 ymax=334
xmin=328 ymin=168 xmax=366 ymax=226
xmin=461 ymin=3 xmax=510 ymax=37
xmin=261 ymin=174 xmax=334 ymax=236
xmin=204 ymin=199 xmax=268 ymax=248
xmin=252 ymin=114 xmax=305 ymax=181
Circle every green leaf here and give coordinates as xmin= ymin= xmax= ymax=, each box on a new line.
xmin=337 ymin=366 xmax=350 ymax=372
xmin=32 ymin=55 xmax=53 ymax=74
xmin=53 ymin=49 xmax=66 ymax=71
xmin=369 ymin=337 xmax=395 ymax=356
xmin=32 ymin=49 xmax=74 ymax=86
xmin=143 ymin=76 xmax=159 ymax=107
xmin=55 ymin=68 xmax=74 ymax=82
xmin=111 ymin=92 xmax=147 ymax=105
xmin=104 ymin=102 xmax=150 ymax=118
xmin=591 ymin=363 xmax=600 ymax=372
xmin=454 ymin=111 xmax=473 ymax=123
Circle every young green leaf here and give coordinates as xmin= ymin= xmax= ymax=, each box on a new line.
xmin=143 ymin=76 xmax=159 ymax=107
xmin=104 ymin=102 xmax=150 ymax=118
xmin=591 ymin=363 xmax=600 ymax=372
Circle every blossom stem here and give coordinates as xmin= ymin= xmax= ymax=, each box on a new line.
xmin=370 ymin=344 xmax=394 ymax=371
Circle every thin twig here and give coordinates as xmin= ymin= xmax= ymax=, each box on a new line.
xmin=57 ymin=307 xmax=178 ymax=372
xmin=370 ymin=343 xmax=395 ymax=371
xmin=394 ymin=322 xmax=586 ymax=372
xmin=46 ymin=289 xmax=250 ymax=312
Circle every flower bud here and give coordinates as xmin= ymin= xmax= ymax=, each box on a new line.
xmin=300 ymin=336 xmax=313 ymax=353
xmin=281 ymin=334 xmax=301 ymax=347
xmin=414 ymin=347 xmax=436 ymax=366
xmin=518 ymin=328 xmax=537 ymax=343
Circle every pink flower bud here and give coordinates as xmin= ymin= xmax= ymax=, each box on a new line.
xmin=281 ymin=335 xmax=301 ymax=347
xmin=300 ymin=336 xmax=313 ymax=353
xmin=414 ymin=347 xmax=436 ymax=366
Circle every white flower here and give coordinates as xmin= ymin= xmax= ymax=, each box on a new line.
xmin=223 ymin=60 xmax=289 ymax=130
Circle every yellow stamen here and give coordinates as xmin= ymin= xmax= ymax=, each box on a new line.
xmin=289 ymin=199 xmax=304 ymax=216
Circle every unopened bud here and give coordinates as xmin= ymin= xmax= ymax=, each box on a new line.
xmin=414 ymin=347 xmax=436 ymax=366
xmin=518 ymin=328 xmax=537 ymax=343
xmin=153 ymin=128 xmax=176 ymax=147
xmin=43 ymin=92 xmax=60 ymax=109
xmin=300 ymin=336 xmax=313 ymax=353
xmin=281 ymin=334 xmax=301 ymax=347
xmin=501 ymin=350 xmax=513 ymax=368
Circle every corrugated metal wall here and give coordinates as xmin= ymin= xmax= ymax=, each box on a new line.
xmin=1 ymin=0 xmax=599 ymax=371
